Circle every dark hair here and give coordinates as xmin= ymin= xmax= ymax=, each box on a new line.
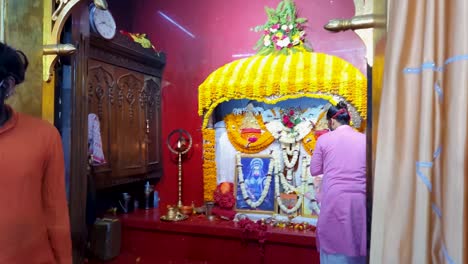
xmin=0 ymin=42 xmax=29 ymax=84
xmin=326 ymin=101 xmax=350 ymax=125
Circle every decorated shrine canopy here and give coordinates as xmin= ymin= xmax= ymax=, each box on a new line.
xmin=198 ymin=51 xmax=367 ymax=128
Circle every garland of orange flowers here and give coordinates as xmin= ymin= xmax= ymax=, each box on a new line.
xmin=224 ymin=113 xmax=275 ymax=154
xmin=202 ymin=128 xmax=217 ymax=201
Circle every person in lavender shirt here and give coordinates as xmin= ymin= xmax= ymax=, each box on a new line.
xmin=310 ymin=101 xmax=366 ymax=264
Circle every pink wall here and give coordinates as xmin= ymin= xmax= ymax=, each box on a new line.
xmin=130 ymin=0 xmax=366 ymax=210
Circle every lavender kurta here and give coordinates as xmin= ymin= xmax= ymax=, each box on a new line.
xmin=310 ymin=125 xmax=366 ymax=257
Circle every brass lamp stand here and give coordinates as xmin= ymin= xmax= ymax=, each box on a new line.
xmin=167 ymin=129 xmax=192 ymax=208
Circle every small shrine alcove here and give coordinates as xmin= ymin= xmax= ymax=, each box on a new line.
xmin=199 ymin=51 xmax=367 ymax=219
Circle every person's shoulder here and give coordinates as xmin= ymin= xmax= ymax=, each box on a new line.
xmin=341 ymin=125 xmax=364 ymax=137
xmin=351 ymin=129 xmax=366 ymax=139
xmin=348 ymin=129 xmax=366 ymax=145
xmin=316 ymin=130 xmax=332 ymax=144
xmin=17 ymin=112 xmax=60 ymax=137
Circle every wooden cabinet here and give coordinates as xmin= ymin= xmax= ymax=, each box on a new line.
xmin=87 ymin=34 xmax=165 ymax=188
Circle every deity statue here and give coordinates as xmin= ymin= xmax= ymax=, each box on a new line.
xmin=240 ymin=103 xmax=261 ymax=129
xmin=240 ymin=103 xmax=262 ymax=142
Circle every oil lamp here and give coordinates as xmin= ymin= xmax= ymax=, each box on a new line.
xmin=167 ymin=129 xmax=192 ymax=208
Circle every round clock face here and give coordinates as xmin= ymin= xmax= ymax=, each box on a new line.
xmin=90 ymin=5 xmax=117 ymax=40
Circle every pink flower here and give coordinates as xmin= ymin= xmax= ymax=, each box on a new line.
xmin=283 ymin=115 xmax=290 ymax=123
xmin=248 ymin=137 xmax=258 ymax=143
xmin=271 ymin=24 xmax=280 ymax=30
xmin=289 ymin=109 xmax=295 ymax=116
xmin=214 ymin=183 xmax=235 ymax=209
xmin=286 ymin=122 xmax=294 ymax=128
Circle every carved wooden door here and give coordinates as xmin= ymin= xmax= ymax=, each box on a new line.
xmin=143 ymin=76 xmax=162 ymax=174
xmin=114 ymin=68 xmax=147 ymax=177
xmin=88 ymin=60 xmax=115 ymax=178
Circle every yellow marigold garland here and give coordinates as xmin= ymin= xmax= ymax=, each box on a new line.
xmin=302 ymin=110 xmax=326 ymax=156
xmin=224 ymin=114 xmax=275 ymax=154
xmin=198 ymin=52 xmax=367 ymax=128
xmin=302 ymin=131 xmax=317 ymax=156
xmin=202 ymin=128 xmax=217 ymax=201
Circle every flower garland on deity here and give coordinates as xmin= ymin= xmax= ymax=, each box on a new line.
xmin=224 ymin=113 xmax=275 ymax=154
xmin=265 ymin=108 xmax=313 ymax=187
xmin=265 ymin=108 xmax=314 ymax=145
xmin=236 ymin=153 xmax=274 ymax=209
xmin=275 ymin=152 xmax=303 ymax=195
xmin=274 ymin=151 xmax=310 ymax=195
xmin=281 ymin=142 xmax=300 ymax=181
xmin=274 ymin=154 xmax=309 ymax=215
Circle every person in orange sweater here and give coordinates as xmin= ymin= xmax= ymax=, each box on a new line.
xmin=0 ymin=42 xmax=72 ymax=263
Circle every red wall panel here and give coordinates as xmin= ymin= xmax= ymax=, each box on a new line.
xmin=130 ymin=0 xmax=366 ymax=210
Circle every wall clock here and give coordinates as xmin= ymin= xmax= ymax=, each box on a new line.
xmin=89 ymin=3 xmax=117 ymax=40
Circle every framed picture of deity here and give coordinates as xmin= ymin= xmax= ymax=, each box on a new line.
xmin=301 ymin=176 xmax=321 ymax=218
xmin=234 ymin=154 xmax=276 ymax=214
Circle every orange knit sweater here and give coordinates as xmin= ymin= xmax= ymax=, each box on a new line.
xmin=0 ymin=106 xmax=72 ymax=264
